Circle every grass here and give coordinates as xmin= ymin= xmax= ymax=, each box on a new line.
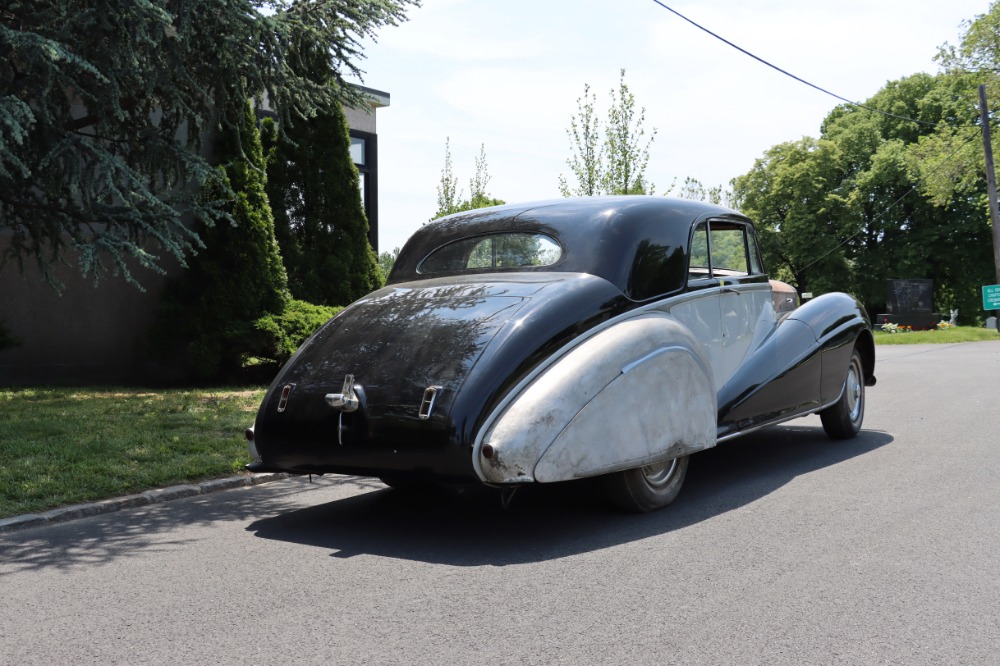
xmin=0 ymin=387 xmax=265 ymax=519
xmin=873 ymin=325 xmax=1000 ymax=344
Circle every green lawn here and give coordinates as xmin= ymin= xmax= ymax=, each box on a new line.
xmin=873 ymin=325 xmax=1000 ymax=344
xmin=0 ymin=387 xmax=265 ymax=519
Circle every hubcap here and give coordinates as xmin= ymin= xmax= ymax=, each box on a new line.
xmin=846 ymin=363 xmax=862 ymax=422
xmin=641 ymin=458 xmax=679 ymax=489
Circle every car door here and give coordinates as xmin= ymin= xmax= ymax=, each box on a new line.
xmin=667 ymin=221 xmax=725 ymax=386
xmin=670 ymin=220 xmax=774 ymax=390
xmin=709 ymin=220 xmax=774 ymax=384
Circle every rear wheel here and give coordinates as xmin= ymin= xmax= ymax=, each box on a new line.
xmin=820 ymin=349 xmax=865 ymax=439
xmin=604 ymin=455 xmax=690 ymax=513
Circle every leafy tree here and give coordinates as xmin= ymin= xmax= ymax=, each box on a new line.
xmin=264 ymin=95 xmax=381 ymax=307
xmin=603 ymin=69 xmax=657 ymax=195
xmin=558 ymin=83 xmax=603 ymax=196
xmin=378 ymin=246 xmax=401 ymax=283
xmin=468 ymin=143 xmax=503 ymax=209
xmin=0 ymin=0 xmax=417 ymax=287
xmin=432 ymin=140 xmax=505 ymax=219
xmin=732 ymin=137 xmax=851 ymax=294
xmin=918 ymin=2 xmax=1000 ymax=286
xmin=435 ymin=137 xmax=462 ymax=217
xmin=733 ymin=69 xmax=995 ymax=321
xmin=559 ymin=69 xmax=656 ymax=196
xmin=676 ymin=177 xmax=731 ymax=206
xmin=152 ymin=101 xmax=288 ymax=381
xmin=826 ymin=72 xmax=992 ymax=318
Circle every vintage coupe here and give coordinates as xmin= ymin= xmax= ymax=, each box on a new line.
xmin=247 ymin=197 xmax=875 ymax=512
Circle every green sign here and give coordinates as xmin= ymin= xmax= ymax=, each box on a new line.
xmin=984 ymin=284 xmax=1000 ymax=310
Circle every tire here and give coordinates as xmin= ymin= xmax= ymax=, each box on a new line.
xmin=603 ymin=455 xmax=690 ymax=513
xmin=820 ymin=348 xmax=865 ymax=440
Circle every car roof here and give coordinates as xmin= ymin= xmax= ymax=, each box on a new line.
xmin=389 ymin=196 xmax=752 ymax=301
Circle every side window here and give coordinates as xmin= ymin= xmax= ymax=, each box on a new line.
xmin=746 ymin=228 xmax=763 ymax=275
xmin=709 ymin=224 xmax=749 ymax=275
xmin=688 ymin=222 xmax=710 ymax=280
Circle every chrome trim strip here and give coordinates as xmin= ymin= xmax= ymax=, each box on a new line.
xmin=621 ymin=346 xmax=676 ymax=374
xmin=716 ymin=394 xmax=841 ymax=443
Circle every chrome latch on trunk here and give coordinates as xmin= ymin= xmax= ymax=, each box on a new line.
xmin=325 ymin=374 xmax=359 ymax=413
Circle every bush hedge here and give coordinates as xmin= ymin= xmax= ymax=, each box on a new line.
xmin=254 ymin=299 xmax=343 ymax=366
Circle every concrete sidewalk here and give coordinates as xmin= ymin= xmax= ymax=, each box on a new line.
xmin=0 ymin=472 xmax=289 ymax=533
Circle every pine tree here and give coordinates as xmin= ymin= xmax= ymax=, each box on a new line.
xmin=264 ymin=34 xmax=380 ymax=307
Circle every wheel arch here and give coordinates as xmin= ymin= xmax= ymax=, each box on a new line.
xmin=854 ymin=328 xmax=877 ymax=387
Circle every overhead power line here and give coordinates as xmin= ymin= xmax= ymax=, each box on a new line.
xmin=650 ymin=0 xmax=946 ymax=128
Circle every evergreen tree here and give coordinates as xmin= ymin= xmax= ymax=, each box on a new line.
xmin=0 ymin=0 xmax=417 ymax=287
xmin=265 ymin=96 xmax=380 ymax=306
xmin=153 ymin=101 xmax=288 ymax=381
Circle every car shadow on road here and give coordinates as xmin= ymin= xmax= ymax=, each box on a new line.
xmin=246 ymin=424 xmax=893 ymax=565
xmin=0 ymin=475 xmax=368 ymax=577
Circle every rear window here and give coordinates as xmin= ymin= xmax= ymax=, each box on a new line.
xmin=418 ymin=233 xmax=562 ymax=275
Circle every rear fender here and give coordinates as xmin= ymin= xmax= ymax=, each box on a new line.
xmin=473 ymin=315 xmax=717 ymax=484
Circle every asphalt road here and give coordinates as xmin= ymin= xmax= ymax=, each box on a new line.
xmin=1 ymin=342 xmax=999 ymax=665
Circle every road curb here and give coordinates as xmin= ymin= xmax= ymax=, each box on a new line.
xmin=0 ymin=473 xmax=290 ymax=535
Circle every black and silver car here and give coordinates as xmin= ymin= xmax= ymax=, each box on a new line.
xmin=247 ymin=196 xmax=875 ymax=512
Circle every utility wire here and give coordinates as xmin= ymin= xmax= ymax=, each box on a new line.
xmin=795 ymin=126 xmax=983 ymax=273
xmin=650 ymin=0 xmax=947 ymax=128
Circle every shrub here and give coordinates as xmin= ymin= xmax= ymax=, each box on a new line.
xmin=254 ymin=299 xmax=342 ymax=366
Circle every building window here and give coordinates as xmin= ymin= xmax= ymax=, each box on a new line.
xmin=350 ymin=130 xmax=378 ymax=251
xmin=350 ymin=137 xmax=366 ymax=166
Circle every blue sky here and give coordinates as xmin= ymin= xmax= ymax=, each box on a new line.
xmin=356 ymin=0 xmax=992 ymax=253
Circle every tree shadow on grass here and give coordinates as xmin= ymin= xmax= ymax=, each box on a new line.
xmin=245 ymin=424 xmax=894 ymax=566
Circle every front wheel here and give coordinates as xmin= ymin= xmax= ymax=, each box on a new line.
xmin=820 ymin=349 xmax=865 ymax=439
xmin=603 ymin=455 xmax=690 ymax=513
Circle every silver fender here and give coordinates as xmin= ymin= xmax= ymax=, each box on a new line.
xmin=473 ymin=314 xmax=717 ymax=484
